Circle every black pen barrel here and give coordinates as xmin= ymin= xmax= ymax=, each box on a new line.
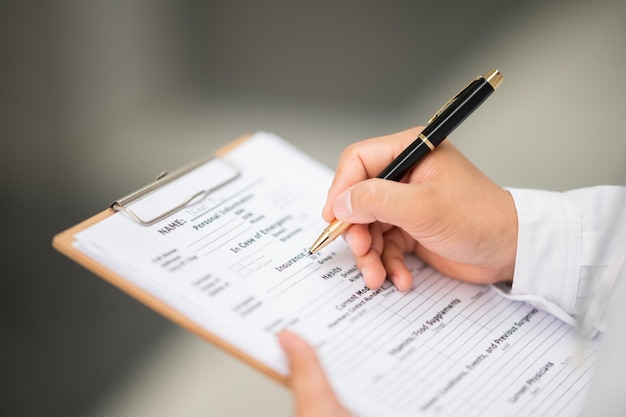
xmin=377 ymin=77 xmax=495 ymax=182
xmin=377 ymin=141 xmax=431 ymax=181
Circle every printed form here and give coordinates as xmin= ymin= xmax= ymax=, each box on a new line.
xmin=74 ymin=132 xmax=596 ymax=417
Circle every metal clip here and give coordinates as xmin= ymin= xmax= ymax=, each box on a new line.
xmin=427 ymin=75 xmax=482 ymax=124
xmin=111 ymin=156 xmax=241 ymax=226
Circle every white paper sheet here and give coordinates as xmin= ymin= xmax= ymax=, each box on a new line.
xmin=74 ymin=132 xmax=595 ymax=417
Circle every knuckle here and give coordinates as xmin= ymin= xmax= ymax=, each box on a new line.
xmin=340 ymin=142 xmax=362 ymax=162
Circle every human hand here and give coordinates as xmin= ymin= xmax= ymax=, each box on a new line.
xmin=323 ymin=126 xmax=518 ymax=291
xmin=278 ymin=330 xmax=353 ymax=417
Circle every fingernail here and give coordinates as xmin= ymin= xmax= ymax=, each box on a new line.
xmin=343 ymin=233 xmax=355 ymax=252
xmin=334 ymin=189 xmax=353 ymax=219
xmin=389 ymin=274 xmax=399 ymax=287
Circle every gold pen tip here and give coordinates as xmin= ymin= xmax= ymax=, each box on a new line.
xmin=308 ymin=235 xmax=330 ymax=255
xmin=308 ymin=220 xmax=350 ymax=255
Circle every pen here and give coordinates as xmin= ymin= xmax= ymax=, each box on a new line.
xmin=307 ymin=68 xmax=503 ymax=255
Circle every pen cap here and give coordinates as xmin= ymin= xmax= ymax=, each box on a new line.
xmin=484 ymin=69 xmax=503 ymax=90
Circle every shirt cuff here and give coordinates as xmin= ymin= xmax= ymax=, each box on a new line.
xmin=504 ymin=188 xmax=582 ymax=323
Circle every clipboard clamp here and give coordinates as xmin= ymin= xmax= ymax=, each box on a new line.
xmin=110 ymin=155 xmax=241 ymax=226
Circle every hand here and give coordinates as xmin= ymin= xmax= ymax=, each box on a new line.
xmin=278 ymin=331 xmax=353 ymax=417
xmin=323 ymin=126 xmax=518 ymax=291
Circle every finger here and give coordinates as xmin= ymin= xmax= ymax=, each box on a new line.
xmin=333 ymin=179 xmax=438 ymax=236
xmin=342 ymin=224 xmax=371 ymax=257
xmin=381 ymin=228 xmax=415 ymax=291
xmin=354 ymin=222 xmax=387 ymax=289
xmin=278 ymin=331 xmax=350 ymax=417
xmin=322 ymin=126 xmax=425 ymax=222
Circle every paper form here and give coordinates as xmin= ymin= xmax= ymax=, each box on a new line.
xmin=74 ymin=132 xmax=596 ymax=417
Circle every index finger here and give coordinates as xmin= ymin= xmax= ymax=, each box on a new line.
xmin=322 ymin=126 xmax=426 ymax=222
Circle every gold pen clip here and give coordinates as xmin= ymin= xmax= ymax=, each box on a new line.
xmin=427 ymin=69 xmax=502 ymax=124
xmin=427 ymin=76 xmax=481 ymax=124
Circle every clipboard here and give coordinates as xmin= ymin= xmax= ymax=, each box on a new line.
xmin=52 ymin=131 xmax=603 ymax=416
xmin=52 ymin=134 xmax=288 ymax=385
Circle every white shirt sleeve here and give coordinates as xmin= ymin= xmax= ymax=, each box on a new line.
xmin=495 ymin=186 xmax=626 ymax=333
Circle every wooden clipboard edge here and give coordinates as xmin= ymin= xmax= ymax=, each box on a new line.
xmin=52 ymin=133 xmax=289 ymax=387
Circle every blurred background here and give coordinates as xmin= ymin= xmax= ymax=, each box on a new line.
xmin=2 ymin=1 xmax=625 ymax=416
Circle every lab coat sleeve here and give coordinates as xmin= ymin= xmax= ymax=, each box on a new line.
xmin=496 ymin=186 xmax=626 ymax=332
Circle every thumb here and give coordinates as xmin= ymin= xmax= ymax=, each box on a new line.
xmin=278 ymin=331 xmax=352 ymax=417
xmin=333 ymin=179 xmax=429 ymax=229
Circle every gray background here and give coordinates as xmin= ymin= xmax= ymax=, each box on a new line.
xmin=2 ymin=1 xmax=625 ymax=416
